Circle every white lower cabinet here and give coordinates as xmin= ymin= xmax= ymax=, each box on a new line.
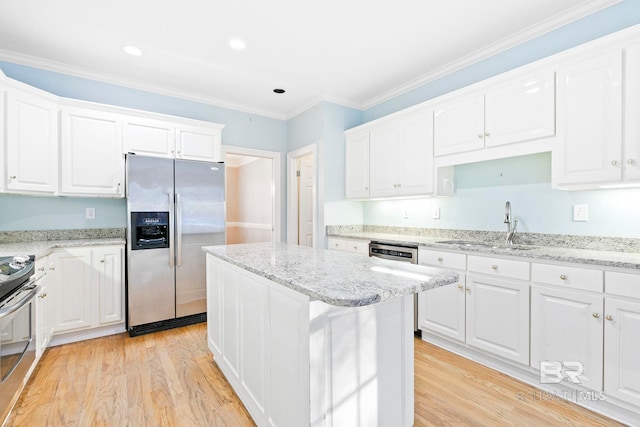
xmin=35 ymin=255 xmax=55 ymax=358
xmin=465 ymin=274 xmax=530 ymax=365
xmin=53 ymin=245 xmax=124 ymax=335
xmin=327 ymin=237 xmax=369 ymax=255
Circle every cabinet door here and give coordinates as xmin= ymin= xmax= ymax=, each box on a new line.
xmin=604 ymin=298 xmax=640 ymax=407
xmin=123 ymin=117 xmax=175 ymax=158
xmin=6 ymin=89 xmax=58 ymax=193
xmin=554 ymin=50 xmax=623 ymax=185
xmin=624 ymin=43 xmax=640 ymax=181
xmin=397 ymin=108 xmax=434 ymax=196
xmin=531 ymin=286 xmax=603 ymax=391
xmin=35 ymin=255 xmax=50 ymax=358
xmin=345 ymin=131 xmax=370 ymax=199
xmin=95 ymin=246 xmax=124 ymax=325
xmin=369 ymin=120 xmax=399 ymax=197
xmin=434 ymin=95 xmax=484 ymax=156
xmin=60 ymin=108 xmax=124 ymax=196
xmin=176 ymin=125 xmax=222 ymax=162
xmin=206 ymin=255 xmax=223 ymax=355
xmin=419 ymin=275 xmax=465 ymax=342
xmin=466 ymin=274 xmax=529 ymax=365
xmin=53 ymin=249 xmax=92 ymax=333
xmin=485 ymin=71 xmax=555 ymax=148
xmin=0 ymin=87 xmax=6 ymax=191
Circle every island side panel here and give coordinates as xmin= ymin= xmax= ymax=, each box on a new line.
xmin=309 ymin=294 xmax=414 ymax=427
xmin=205 ymin=254 xmax=311 ymax=427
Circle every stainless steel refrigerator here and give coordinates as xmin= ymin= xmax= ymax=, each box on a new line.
xmin=125 ymin=154 xmax=225 ymax=336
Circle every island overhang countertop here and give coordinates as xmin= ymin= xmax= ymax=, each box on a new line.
xmin=202 ymin=242 xmax=458 ymax=307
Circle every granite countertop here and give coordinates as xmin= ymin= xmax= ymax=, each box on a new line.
xmin=202 ymin=242 xmax=459 ymax=307
xmin=328 ymin=231 xmax=640 ymax=270
xmin=0 ymin=238 xmax=126 ymax=258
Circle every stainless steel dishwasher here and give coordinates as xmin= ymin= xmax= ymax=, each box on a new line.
xmin=368 ymin=241 xmax=420 ymax=335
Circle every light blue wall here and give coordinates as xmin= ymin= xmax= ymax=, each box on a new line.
xmin=363 ymin=154 xmax=640 ymax=238
xmin=360 ymin=0 xmax=640 ymax=238
xmin=0 ymin=61 xmax=288 ymax=237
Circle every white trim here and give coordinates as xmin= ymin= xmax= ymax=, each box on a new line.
xmin=226 ymin=222 xmax=273 ymax=230
xmin=361 ymin=0 xmax=622 ymax=110
xmin=287 ymin=144 xmax=319 ymax=248
xmin=222 ymin=145 xmax=282 ymax=243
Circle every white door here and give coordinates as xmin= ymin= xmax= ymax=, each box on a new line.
xmin=369 ymin=120 xmax=399 ymax=197
xmin=531 ymin=286 xmax=603 ymax=391
xmin=604 ymin=297 xmax=640 ymax=407
xmin=176 ymin=125 xmax=222 ymax=162
xmin=6 ymin=89 xmax=58 ymax=193
xmin=433 ymin=94 xmax=484 ymax=156
xmin=624 ymin=43 xmax=640 ymax=182
xmin=485 ymin=70 xmax=555 ymax=147
xmin=397 ymin=107 xmax=434 ymax=196
xmin=466 ymin=274 xmax=530 ymax=365
xmin=298 ymin=155 xmax=314 ymax=247
xmin=95 ymin=246 xmax=124 ymax=325
xmin=345 ymin=131 xmax=369 ymax=199
xmin=60 ymin=107 xmax=124 ymax=196
xmin=554 ymin=50 xmax=623 ymax=185
xmin=53 ymin=249 xmax=92 ymax=333
xmin=123 ymin=117 xmax=175 ymax=157
xmin=419 ymin=276 xmax=465 ymax=342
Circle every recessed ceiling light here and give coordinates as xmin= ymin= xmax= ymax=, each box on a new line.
xmin=273 ymin=88 xmax=285 ymax=94
xmin=123 ymin=45 xmax=142 ymax=56
xmin=229 ymin=39 xmax=246 ymax=50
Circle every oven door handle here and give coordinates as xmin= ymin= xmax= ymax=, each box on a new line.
xmin=0 ymin=282 xmax=39 ymax=320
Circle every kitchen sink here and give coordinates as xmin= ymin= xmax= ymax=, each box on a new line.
xmin=435 ymin=240 xmax=535 ymax=251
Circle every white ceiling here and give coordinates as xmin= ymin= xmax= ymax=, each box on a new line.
xmin=0 ymin=0 xmax=620 ymax=120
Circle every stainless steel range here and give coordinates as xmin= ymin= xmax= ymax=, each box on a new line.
xmin=0 ymin=255 xmax=38 ymax=424
xmin=369 ymin=241 xmax=420 ymax=334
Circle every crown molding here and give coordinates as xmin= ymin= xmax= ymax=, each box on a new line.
xmin=0 ymin=49 xmax=288 ymax=120
xmin=361 ymin=0 xmax=622 ymax=109
xmin=285 ymin=94 xmax=362 ymax=120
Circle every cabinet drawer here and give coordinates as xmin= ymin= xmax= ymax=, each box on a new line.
xmin=327 ymin=238 xmax=347 ymax=251
xmin=419 ymin=249 xmax=466 ymax=270
xmin=345 ymin=239 xmax=369 ymax=256
xmin=467 ymin=255 xmax=529 ymax=280
xmin=606 ymin=271 xmax=640 ymax=298
xmin=532 ymin=263 xmax=603 ymax=293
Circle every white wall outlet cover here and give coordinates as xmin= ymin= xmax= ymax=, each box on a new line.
xmin=433 ymin=207 xmax=441 ymax=220
xmin=573 ymin=204 xmax=588 ymax=221
xmin=403 ymin=209 xmax=409 ymax=219
xmin=86 ymin=207 xmax=96 ymax=220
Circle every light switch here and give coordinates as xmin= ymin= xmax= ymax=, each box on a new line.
xmin=573 ymin=204 xmax=588 ymax=222
xmin=86 ymin=207 xmax=96 ymax=220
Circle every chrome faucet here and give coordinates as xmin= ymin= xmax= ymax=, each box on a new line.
xmin=504 ymin=201 xmax=517 ymax=245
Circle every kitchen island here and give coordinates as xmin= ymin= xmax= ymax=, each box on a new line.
xmin=202 ymin=242 xmax=458 ymax=427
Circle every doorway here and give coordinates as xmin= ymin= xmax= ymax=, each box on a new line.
xmin=287 ymin=144 xmax=317 ymax=248
xmin=223 ymin=146 xmax=281 ymax=244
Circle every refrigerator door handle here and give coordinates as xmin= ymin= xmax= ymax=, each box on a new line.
xmin=168 ymin=192 xmax=175 ymax=267
xmin=176 ymin=193 xmax=183 ymax=267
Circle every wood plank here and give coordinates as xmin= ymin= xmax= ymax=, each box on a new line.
xmin=4 ymin=323 xmax=625 ymax=427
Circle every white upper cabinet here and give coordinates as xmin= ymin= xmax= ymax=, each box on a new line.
xmin=60 ymin=107 xmax=124 ymax=197
xmin=124 ymin=117 xmax=223 ymax=162
xmin=0 ymin=87 xmax=5 ymax=192
xmin=623 ymin=42 xmax=640 ymax=182
xmin=345 ymin=130 xmax=370 ymax=199
xmin=369 ymin=120 xmax=400 ymax=197
xmin=434 ymin=71 xmax=555 ymax=158
xmin=5 ymin=88 xmax=58 ymax=194
xmin=553 ymin=50 xmax=623 ymax=186
xmin=434 ymin=94 xmax=485 ymax=156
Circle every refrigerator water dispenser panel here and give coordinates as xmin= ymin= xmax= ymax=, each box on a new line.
xmin=131 ymin=212 xmax=170 ymax=250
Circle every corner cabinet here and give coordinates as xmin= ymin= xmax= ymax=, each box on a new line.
xmin=124 ymin=116 xmax=224 ymax=162
xmin=5 ymin=88 xmax=58 ymax=194
xmin=60 ymin=107 xmax=124 ymax=197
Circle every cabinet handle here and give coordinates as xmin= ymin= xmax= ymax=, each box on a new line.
xmin=397 ymin=183 xmax=401 ymax=188
xmin=592 ymin=312 xmax=600 ymax=319
xmin=49 ymin=267 xmax=55 ymax=271
xmin=465 ymin=286 xmax=471 ymax=292
xmin=605 ymin=315 xmax=614 ymax=321
xmin=100 ymin=259 xmax=105 ymax=263
xmin=457 ymin=284 xmax=463 ymax=289
xmin=491 ymin=265 xmax=498 ymax=270
xmin=560 ymin=274 xmax=567 ymax=280
xmin=477 ymin=133 xmax=483 ymax=139
xmin=38 ymin=267 xmax=45 ymax=271
xmin=485 ymin=132 xmax=490 ymax=137
xmin=353 ymin=246 xmax=358 ymax=250
xmin=628 ymin=159 xmax=635 ymax=165
xmin=38 ymin=293 xmax=47 ymax=299
xmin=611 ymin=160 xmax=619 ymax=166
xmin=437 ymin=257 xmax=443 ymax=262
xmin=9 ymin=175 xmax=16 ymax=182
xmin=364 ymin=187 xmax=368 ymax=191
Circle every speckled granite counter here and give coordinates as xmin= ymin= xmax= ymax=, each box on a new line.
xmin=0 ymin=238 xmax=126 ymax=258
xmin=327 ymin=230 xmax=640 ymax=270
xmin=202 ymin=242 xmax=458 ymax=307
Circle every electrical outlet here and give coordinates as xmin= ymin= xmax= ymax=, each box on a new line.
xmin=432 ymin=207 xmax=441 ymax=220
xmin=86 ymin=207 xmax=96 ymax=220
xmin=573 ymin=204 xmax=588 ymax=222
xmin=403 ymin=209 xmax=409 ymax=219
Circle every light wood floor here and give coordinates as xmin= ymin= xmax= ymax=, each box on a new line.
xmin=6 ymin=323 xmax=625 ymax=427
